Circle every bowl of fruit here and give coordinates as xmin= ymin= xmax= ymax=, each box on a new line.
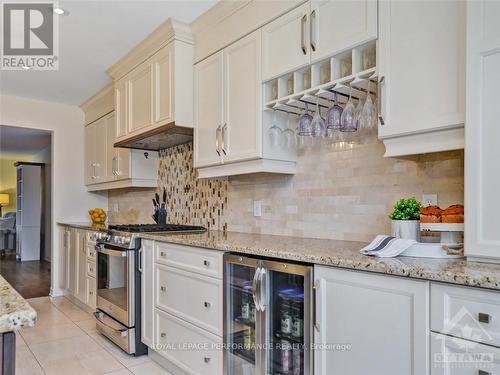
xmin=89 ymin=208 xmax=107 ymax=226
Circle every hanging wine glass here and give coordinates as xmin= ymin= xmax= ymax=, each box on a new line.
xmin=267 ymin=110 xmax=282 ymax=147
xmin=326 ymin=92 xmax=343 ymax=132
xmin=297 ymin=102 xmax=313 ymax=136
xmin=282 ymin=112 xmax=296 ymax=149
xmin=310 ymin=97 xmax=326 ymax=137
xmin=360 ymin=81 xmax=375 ymax=130
xmin=340 ymin=87 xmax=356 ymax=132
xmin=354 ymin=94 xmax=365 ymax=130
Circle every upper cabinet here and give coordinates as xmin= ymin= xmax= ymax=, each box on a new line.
xmin=108 ymin=19 xmax=194 ymax=150
xmin=262 ymin=1 xmax=377 ymax=81
xmin=377 ymin=0 xmax=465 ymax=157
xmin=81 ymin=85 xmax=158 ymax=192
xmin=465 ymin=1 xmax=500 ymax=261
xmin=194 ymin=30 xmax=296 ymax=178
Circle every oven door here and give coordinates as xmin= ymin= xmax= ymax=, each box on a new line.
xmin=96 ymin=244 xmax=135 ymax=327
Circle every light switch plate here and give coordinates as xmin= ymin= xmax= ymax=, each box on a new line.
xmin=422 ymin=194 xmax=438 ymax=207
xmin=253 ymin=200 xmax=262 ymax=217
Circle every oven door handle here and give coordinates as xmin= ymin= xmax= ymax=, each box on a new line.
xmin=94 ymin=312 xmax=128 ymax=336
xmin=96 ymin=246 xmax=128 ymax=257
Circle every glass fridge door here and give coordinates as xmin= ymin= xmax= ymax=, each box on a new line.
xmin=263 ymin=261 xmax=312 ymax=375
xmin=225 ymin=256 xmax=259 ymax=375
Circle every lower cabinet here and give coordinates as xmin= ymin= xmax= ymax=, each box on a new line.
xmin=141 ymin=239 xmax=155 ymax=348
xmin=314 ymin=265 xmax=430 ymax=375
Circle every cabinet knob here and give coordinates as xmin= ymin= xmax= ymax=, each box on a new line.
xmin=204 ymin=357 xmax=211 ymax=363
xmin=203 ymin=260 xmax=210 ymax=267
xmin=160 ymin=286 xmax=167 ymax=292
xmin=160 ymin=251 xmax=166 ymax=257
xmin=89 ymin=291 xmax=93 ymax=295
xmin=204 ymin=301 xmax=211 ymax=308
xmin=478 ymin=312 xmax=491 ymax=324
xmin=160 ymin=332 xmax=166 ymax=338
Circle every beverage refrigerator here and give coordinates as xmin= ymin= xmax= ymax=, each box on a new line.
xmin=223 ymin=254 xmax=313 ymax=375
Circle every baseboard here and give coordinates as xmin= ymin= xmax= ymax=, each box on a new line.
xmin=64 ymin=293 xmax=96 ymax=315
xmin=49 ymin=286 xmax=65 ymax=297
xmin=148 ymin=349 xmax=189 ymax=375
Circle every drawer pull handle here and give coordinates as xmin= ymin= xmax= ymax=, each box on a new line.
xmin=204 ymin=302 xmax=211 ymax=308
xmin=203 ymin=260 xmax=210 ymax=267
xmin=160 ymin=286 xmax=167 ymax=292
xmin=160 ymin=332 xmax=166 ymax=338
xmin=204 ymin=357 xmax=211 ymax=363
xmin=478 ymin=371 xmax=491 ymax=375
xmin=89 ymin=291 xmax=93 ymax=295
xmin=160 ymin=251 xmax=166 ymax=257
xmin=478 ymin=313 xmax=491 ymax=324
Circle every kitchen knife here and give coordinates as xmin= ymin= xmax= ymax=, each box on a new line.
xmin=163 ymin=189 xmax=167 ymax=204
xmin=155 ymin=192 xmax=160 ymax=205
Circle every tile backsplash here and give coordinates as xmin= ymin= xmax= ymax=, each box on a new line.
xmin=108 ymin=136 xmax=463 ymax=242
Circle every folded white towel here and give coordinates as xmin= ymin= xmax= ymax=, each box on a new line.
xmin=361 ymin=235 xmax=416 ymax=258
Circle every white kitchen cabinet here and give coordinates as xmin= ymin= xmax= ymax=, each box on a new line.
xmin=314 ymin=266 xmax=429 ymax=375
xmin=76 ymin=230 xmax=87 ymax=304
xmin=194 ymin=51 xmax=224 ymax=169
xmin=86 ymin=275 xmax=96 ymax=309
xmin=141 ymin=239 xmax=155 ymax=348
xmin=84 ymin=115 xmax=108 ymax=184
xmin=465 ymin=0 xmax=500 ymax=262
xmin=64 ymin=228 xmax=77 ymax=295
xmin=107 ymin=19 xmax=194 ymax=145
xmin=224 ymin=31 xmax=262 ymax=163
xmin=310 ymin=0 xmax=377 ymax=63
xmin=431 ymin=332 xmax=500 ymax=375
xmin=262 ymin=2 xmax=310 ymax=81
xmin=377 ymin=0 xmax=465 ymax=157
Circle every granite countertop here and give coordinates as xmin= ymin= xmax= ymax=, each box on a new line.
xmin=59 ymin=222 xmax=500 ymax=291
xmin=0 ymin=275 xmax=36 ymax=333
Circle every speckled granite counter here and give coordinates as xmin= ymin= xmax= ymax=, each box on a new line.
xmin=140 ymin=230 xmax=500 ymax=291
xmin=0 ymin=275 xmax=36 ymax=333
xmin=59 ymin=223 xmax=500 ymax=291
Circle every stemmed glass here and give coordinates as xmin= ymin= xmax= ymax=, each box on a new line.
xmin=340 ymin=87 xmax=356 ymax=132
xmin=310 ymin=97 xmax=326 ymax=137
xmin=282 ymin=112 xmax=296 ymax=149
xmin=297 ymin=102 xmax=313 ymax=136
xmin=267 ymin=110 xmax=282 ymax=147
xmin=360 ymin=81 xmax=376 ymax=130
xmin=354 ymin=94 xmax=365 ymax=130
xmin=326 ymin=92 xmax=343 ymax=133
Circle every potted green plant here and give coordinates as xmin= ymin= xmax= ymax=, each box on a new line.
xmin=389 ymin=198 xmax=422 ymax=241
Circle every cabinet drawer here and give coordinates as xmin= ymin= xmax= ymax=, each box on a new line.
xmin=155 ymin=308 xmax=222 ymax=375
xmin=86 ymin=231 xmax=97 ymax=244
xmin=155 ymin=264 xmax=222 ymax=336
xmin=87 ymin=260 xmax=96 ymax=278
xmin=155 ymin=242 xmax=222 ymax=279
xmin=86 ymin=276 xmax=96 ymax=309
xmin=431 ymin=283 xmax=500 ymax=347
xmin=431 ymin=332 xmax=500 ymax=374
xmin=86 ymin=243 xmax=96 ymax=261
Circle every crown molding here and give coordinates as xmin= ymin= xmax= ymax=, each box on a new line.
xmin=106 ymin=18 xmax=193 ymax=81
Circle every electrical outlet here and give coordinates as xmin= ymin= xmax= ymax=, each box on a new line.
xmin=422 ymin=194 xmax=438 ymax=207
xmin=253 ymin=200 xmax=262 ymax=217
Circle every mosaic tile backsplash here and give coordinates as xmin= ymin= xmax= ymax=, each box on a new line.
xmin=108 ymin=136 xmax=464 ymax=242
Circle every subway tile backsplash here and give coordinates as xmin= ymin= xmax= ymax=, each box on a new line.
xmin=108 ymin=136 xmax=463 ymax=242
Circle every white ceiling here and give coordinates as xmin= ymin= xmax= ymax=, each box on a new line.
xmin=0 ymin=125 xmax=52 ymax=157
xmin=0 ymin=0 xmax=217 ymax=105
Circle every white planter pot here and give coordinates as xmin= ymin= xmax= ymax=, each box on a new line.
xmin=391 ymin=220 xmax=420 ymax=241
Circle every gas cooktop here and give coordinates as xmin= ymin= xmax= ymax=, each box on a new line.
xmin=108 ymin=224 xmax=207 ymax=233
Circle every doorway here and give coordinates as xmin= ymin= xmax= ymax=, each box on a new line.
xmin=0 ymin=125 xmax=52 ymax=298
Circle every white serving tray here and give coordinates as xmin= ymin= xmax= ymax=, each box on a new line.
xmin=400 ymin=243 xmax=464 ymax=259
xmin=420 ymin=223 xmax=464 ymax=232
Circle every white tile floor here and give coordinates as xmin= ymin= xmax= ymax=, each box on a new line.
xmin=17 ymin=296 xmax=172 ymax=375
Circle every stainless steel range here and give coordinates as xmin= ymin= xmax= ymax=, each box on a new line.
xmin=92 ymin=224 xmax=206 ymax=355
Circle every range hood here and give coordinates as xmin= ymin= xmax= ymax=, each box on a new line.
xmin=113 ymin=122 xmax=193 ymax=151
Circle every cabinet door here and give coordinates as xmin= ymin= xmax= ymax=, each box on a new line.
xmin=311 ymin=0 xmax=377 ymax=62
xmin=224 ymin=30 xmax=262 ymax=163
xmin=141 ymin=240 xmax=154 ymax=348
xmin=262 ymin=2 xmax=310 ymax=80
xmin=93 ymin=118 xmax=107 ymax=183
xmin=84 ymin=123 xmax=96 ymax=185
xmin=194 ymin=51 xmax=224 ymax=168
xmin=378 ymin=0 xmax=465 ymax=139
xmin=465 ymin=1 xmax=500 ymax=260
xmin=115 ymin=78 xmax=127 ymax=139
xmin=152 ymin=45 xmax=173 ymax=126
xmin=114 ymin=147 xmax=130 ymax=180
xmin=127 ymin=61 xmax=153 ymax=134
xmin=86 ymin=276 xmax=96 ymax=309
xmin=76 ymin=231 xmax=87 ymax=304
xmin=314 ymin=266 xmax=429 ymax=375
xmin=105 ymin=113 xmax=116 ymax=181
xmin=66 ymin=229 xmax=77 ymax=295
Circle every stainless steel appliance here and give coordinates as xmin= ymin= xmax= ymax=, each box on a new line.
xmin=224 ymin=254 xmax=313 ymax=375
xmin=93 ymin=224 xmax=206 ymax=355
